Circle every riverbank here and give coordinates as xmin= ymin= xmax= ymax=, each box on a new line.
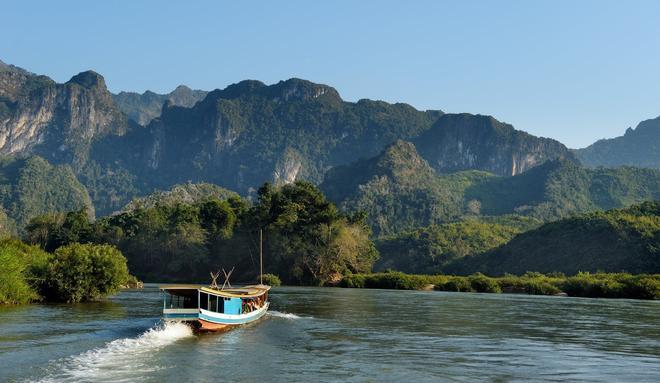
xmin=339 ymin=271 xmax=660 ymax=300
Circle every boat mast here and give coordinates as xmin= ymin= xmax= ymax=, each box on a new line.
xmin=259 ymin=228 xmax=263 ymax=285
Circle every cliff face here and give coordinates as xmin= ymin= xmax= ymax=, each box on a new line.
xmin=0 ymin=68 xmax=130 ymax=168
xmin=574 ymin=116 xmax=660 ymax=169
xmin=414 ymin=114 xmax=577 ymax=176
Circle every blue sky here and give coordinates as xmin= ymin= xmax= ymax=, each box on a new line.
xmin=2 ymin=0 xmax=659 ymax=148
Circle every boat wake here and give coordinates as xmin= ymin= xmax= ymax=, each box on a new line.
xmin=268 ymin=310 xmax=307 ymax=319
xmin=29 ymin=321 xmax=193 ymax=383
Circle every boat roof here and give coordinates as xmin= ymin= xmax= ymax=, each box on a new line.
xmin=160 ymin=284 xmax=271 ymax=298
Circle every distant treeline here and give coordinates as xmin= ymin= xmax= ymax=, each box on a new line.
xmin=340 ymin=271 xmax=660 ymax=300
xmin=23 ymin=181 xmax=377 ymax=285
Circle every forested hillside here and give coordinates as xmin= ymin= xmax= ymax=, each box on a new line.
xmin=446 ymin=201 xmax=660 ymax=275
xmin=0 ymin=156 xmax=93 ymax=232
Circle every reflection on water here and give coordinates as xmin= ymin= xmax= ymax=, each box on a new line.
xmin=0 ymin=285 xmax=658 ymax=382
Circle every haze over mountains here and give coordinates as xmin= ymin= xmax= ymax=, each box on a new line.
xmin=0 ymin=59 xmax=658 ymax=240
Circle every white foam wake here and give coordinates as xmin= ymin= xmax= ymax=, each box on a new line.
xmin=31 ymin=321 xmax=193 ymax=383
xmin=268 ymin=310 xmax=305 ymax=319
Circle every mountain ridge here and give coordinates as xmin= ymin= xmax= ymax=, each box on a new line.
xmin=575 ymin=115 xmax=660 ymax=169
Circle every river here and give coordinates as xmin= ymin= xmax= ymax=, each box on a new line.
xmin=0 ymin=285 xmax=658 ymax=382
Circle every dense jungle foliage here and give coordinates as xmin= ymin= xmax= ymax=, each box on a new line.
xmin=23 ymin=181 xmax=378 ymax=285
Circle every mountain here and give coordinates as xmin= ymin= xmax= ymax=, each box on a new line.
xmin=113 ymin=85 xmax=208 ymax=126
xmin=97 ymin=79 xmax=578 ymax=200
xmin=414 ymin=114 xmax=577 ymax=176
xmin=93 ymin=78 xmax=445 ymax=196
xmin=446 ymin=201 xmax=660 ymax=275
xmin=0 ymin=156 xmax=93 ymax=232
xmin=0 ymin=65 xmax=133 ymax=168
xmin=322 ymin=141 xmax=660 ymax=235
xmin=575 ymin=116 xmax=660 ymax=169
xmin=0 ymin=60 xmax=632 ymax=220
xmin=321 ymin=140 xmax=494 ymax=236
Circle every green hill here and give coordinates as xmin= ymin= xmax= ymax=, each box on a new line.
xmin=375 ymin=216 xmax=541 ymax=274
xmin=0 ymin=156 xmax=93 ymax=232
xmin=446 ymin=201 xmax=660 ymax=275
xmin=321 ymin=140 xmax=495 ymax=236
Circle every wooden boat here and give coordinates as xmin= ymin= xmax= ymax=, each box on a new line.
xmin=160 ymin=229 xmax=271 ymax=332
xmin=160 ymin=283 xmax=270 ymax=332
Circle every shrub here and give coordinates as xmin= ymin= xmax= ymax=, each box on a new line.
xmin=44 ymin=243 xmax=129 ymax=303
xmin=336 ymin=271 xmax=659 ymax=300
xmin=622 ymin=276 xmax=660 ymax=300
xmin=366 ymin=272 xmax=431 ymax=290
xmin=341 ymin=273 xmax=366 ymax=288
xmin=261 ymin=273 xmax=282 ymax=287
xmin=437 ymin=277 xmax=474 ymax=292
xmin=468 ymin=273 xmax=501 ymax=293
xmin=520 ymin=279 xmax=562 ymax=295
xmin=0 ymin=239 xmax=50 ymax=304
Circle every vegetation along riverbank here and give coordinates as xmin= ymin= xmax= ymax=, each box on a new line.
xmin=1 ymin=181 xmax=658 ymax=304
xmin=340 ymin=271 xmax=660 ymax=300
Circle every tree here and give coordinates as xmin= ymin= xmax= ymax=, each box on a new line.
xmin=43 ymin=243 xmax=129 ymax=303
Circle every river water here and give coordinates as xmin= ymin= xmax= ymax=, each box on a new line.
xmin=0 ymin=285 xmax=658 ymax=382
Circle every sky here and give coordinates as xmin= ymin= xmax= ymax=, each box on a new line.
xmin=2 ymin=0 xmax=660 ymax=148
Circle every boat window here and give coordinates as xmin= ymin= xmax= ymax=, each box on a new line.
xmin=200 ymin=292 xmax=208 ymax=310
xmin=165 ymin=290 xmax=198 ymax=309
xmin=209 ymin=295 xmax=218 ymax=312
xmin=218 ymin=297 xmax=225 ymax=313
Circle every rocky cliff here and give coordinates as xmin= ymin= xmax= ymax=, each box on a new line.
xmin=96 ymin=78 xmax=444 ymax=195
xmin=0 ymin=66 xmax=131 ymax=168
xmin=414 ymin=114 xmax=577 ymax=176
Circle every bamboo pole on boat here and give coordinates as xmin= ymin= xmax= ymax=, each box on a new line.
xmin=259 ymin=228 xmax=263 ymax=285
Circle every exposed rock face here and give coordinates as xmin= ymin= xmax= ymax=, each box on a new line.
xmin=574 ymin=116 xmax=660 ymax=169
xmin=112 ymin=85 xmax=208 ymax=126
xmin=414 ymin=114 xmax=577 ymax=176
xmin=0 ymin=68 xmax=130 ymax=167
xmin=273 ymin=148 xmax=303 ymax=185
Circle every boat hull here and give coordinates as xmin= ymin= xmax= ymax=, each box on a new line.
xmin=165 ymin=302 xmax=270 ymax=332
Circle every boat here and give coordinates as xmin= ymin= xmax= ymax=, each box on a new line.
xmin=160 ymin=283 xmax=270 ymax=332
xmin=160 ymin=230 xmax=271 ymax=332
